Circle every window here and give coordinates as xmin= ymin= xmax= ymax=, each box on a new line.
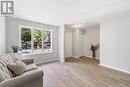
xmin=32 ymin=29 xmax=42 ymax=53
xmin=20 ymin=26 xmax=52 ymax=54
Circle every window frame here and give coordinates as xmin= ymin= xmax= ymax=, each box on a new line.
xmin=19 ymin=25 xmax=53 ymax=55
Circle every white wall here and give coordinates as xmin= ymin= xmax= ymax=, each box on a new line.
xmin=58 ymin=25 xmax=65 ymax=62
xmin=64 ymin=28 xmax=72 ymax=58
xmin=0 ymin=17 xmax=6 ymax=54
xmin=85 ymin=25 xmax=100 ymax=58
xmin=100 ymin=11 xmax=130 ymax=73
xmin=6 ymin=17 xmax=59 ymax=64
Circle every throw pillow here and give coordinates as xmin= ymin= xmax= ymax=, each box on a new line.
xmin=7 ymin=60 xmax=27 ymax=76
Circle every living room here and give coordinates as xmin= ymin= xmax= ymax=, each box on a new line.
xmin=0 ymin=0 xmax=130 ymax=87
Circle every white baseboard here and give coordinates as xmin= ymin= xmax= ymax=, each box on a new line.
xmin=85 ymin=56 xmax=100 ymax=59
xmin=59 ymin=58 xmax=65 ymax=63
xmin=35 ymin=58 xmax=59 ymax=64
xmin=65 ymin=56 xmax=79 ymax=59
xmin=72 ymin=56 xmax=79 ymax=59
xmin=100 ymin=64 xmax=130 ymax=74
xmin=65 ymin=56 xmax=100 ymax=59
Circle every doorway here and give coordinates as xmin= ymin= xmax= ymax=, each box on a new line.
xmin=64 ymin=23 xmax=100 ymax=60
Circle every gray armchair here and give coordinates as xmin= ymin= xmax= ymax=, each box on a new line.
xmin=0 ymin=54 xmax=44 ymax=87
xmin=0 ymin=70 xmax=43 ymax=87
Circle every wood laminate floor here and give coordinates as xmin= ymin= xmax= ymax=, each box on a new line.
xmin=39 ymin=57 xmax=130 ymax=87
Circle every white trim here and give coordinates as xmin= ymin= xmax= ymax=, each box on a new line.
xmin=86 ymin=56 xmax=100 ymax=59
xmin=100 ymin=64 xmax=130 ymax=74
xmin=71 ymin=56 xmax=79 ymax=59
xmin=19 ymin=25 xmax=53 ymax=54
xmin=19 ymin=25 xmax=53 ymax=31
xmin=22 ymin=51 xmax=53 ymax=56
xmin=19 ymin=27 xmax=21 ymax=47
xmin=96 ymin=57 xmax=100 ymax=59
xmin=35 ymin=58 xmax=59 ymax=64
xmin=31 ymin=28 xmax=34 ymax=52
xmin=59 ymin=58 xmax=65 ymax=63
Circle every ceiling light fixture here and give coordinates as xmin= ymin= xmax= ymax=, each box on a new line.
xmin=73 ymin=24 xmax=82 ymax=28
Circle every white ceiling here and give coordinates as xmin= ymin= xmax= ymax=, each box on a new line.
xmin=14 ymin=0 xmax=130 ymax=26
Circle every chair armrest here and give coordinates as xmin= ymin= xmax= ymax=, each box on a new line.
xmin=21 ymin=58 xmax=34 ymax=64
xmin=0 ymin=70 xmax=44 ymax=87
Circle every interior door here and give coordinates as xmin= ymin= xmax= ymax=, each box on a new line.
xmin=79 ymin=30 xmax=85 ymax=57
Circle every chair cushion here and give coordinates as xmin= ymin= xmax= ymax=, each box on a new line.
xmin=7 ymin=60 xmax=27 ymax=76
xmin=26 ymin=64 xmax=38 ymax=71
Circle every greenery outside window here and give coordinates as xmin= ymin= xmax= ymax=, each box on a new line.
xmin=20 ymin=26 xmax=52 ymax=54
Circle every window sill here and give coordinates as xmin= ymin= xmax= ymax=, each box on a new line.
xmin=22 ymin=51 xmax=52 ymax=56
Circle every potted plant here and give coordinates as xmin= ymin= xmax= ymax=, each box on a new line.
xmin=90 ymin=43 xmax=99 ymax=58
xmin=12 ymin=45 xmax=22 ymax=53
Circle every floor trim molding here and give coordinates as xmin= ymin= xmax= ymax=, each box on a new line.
xmin=65 ymin=56 xmax=79 ymax=59
xmin=85 ymin=56 xmax=100 ymax=59
xmin=35 ymin=58 xmax=59 ymax=64
xmin=100 ymin=64 xmax=130 ymax=74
